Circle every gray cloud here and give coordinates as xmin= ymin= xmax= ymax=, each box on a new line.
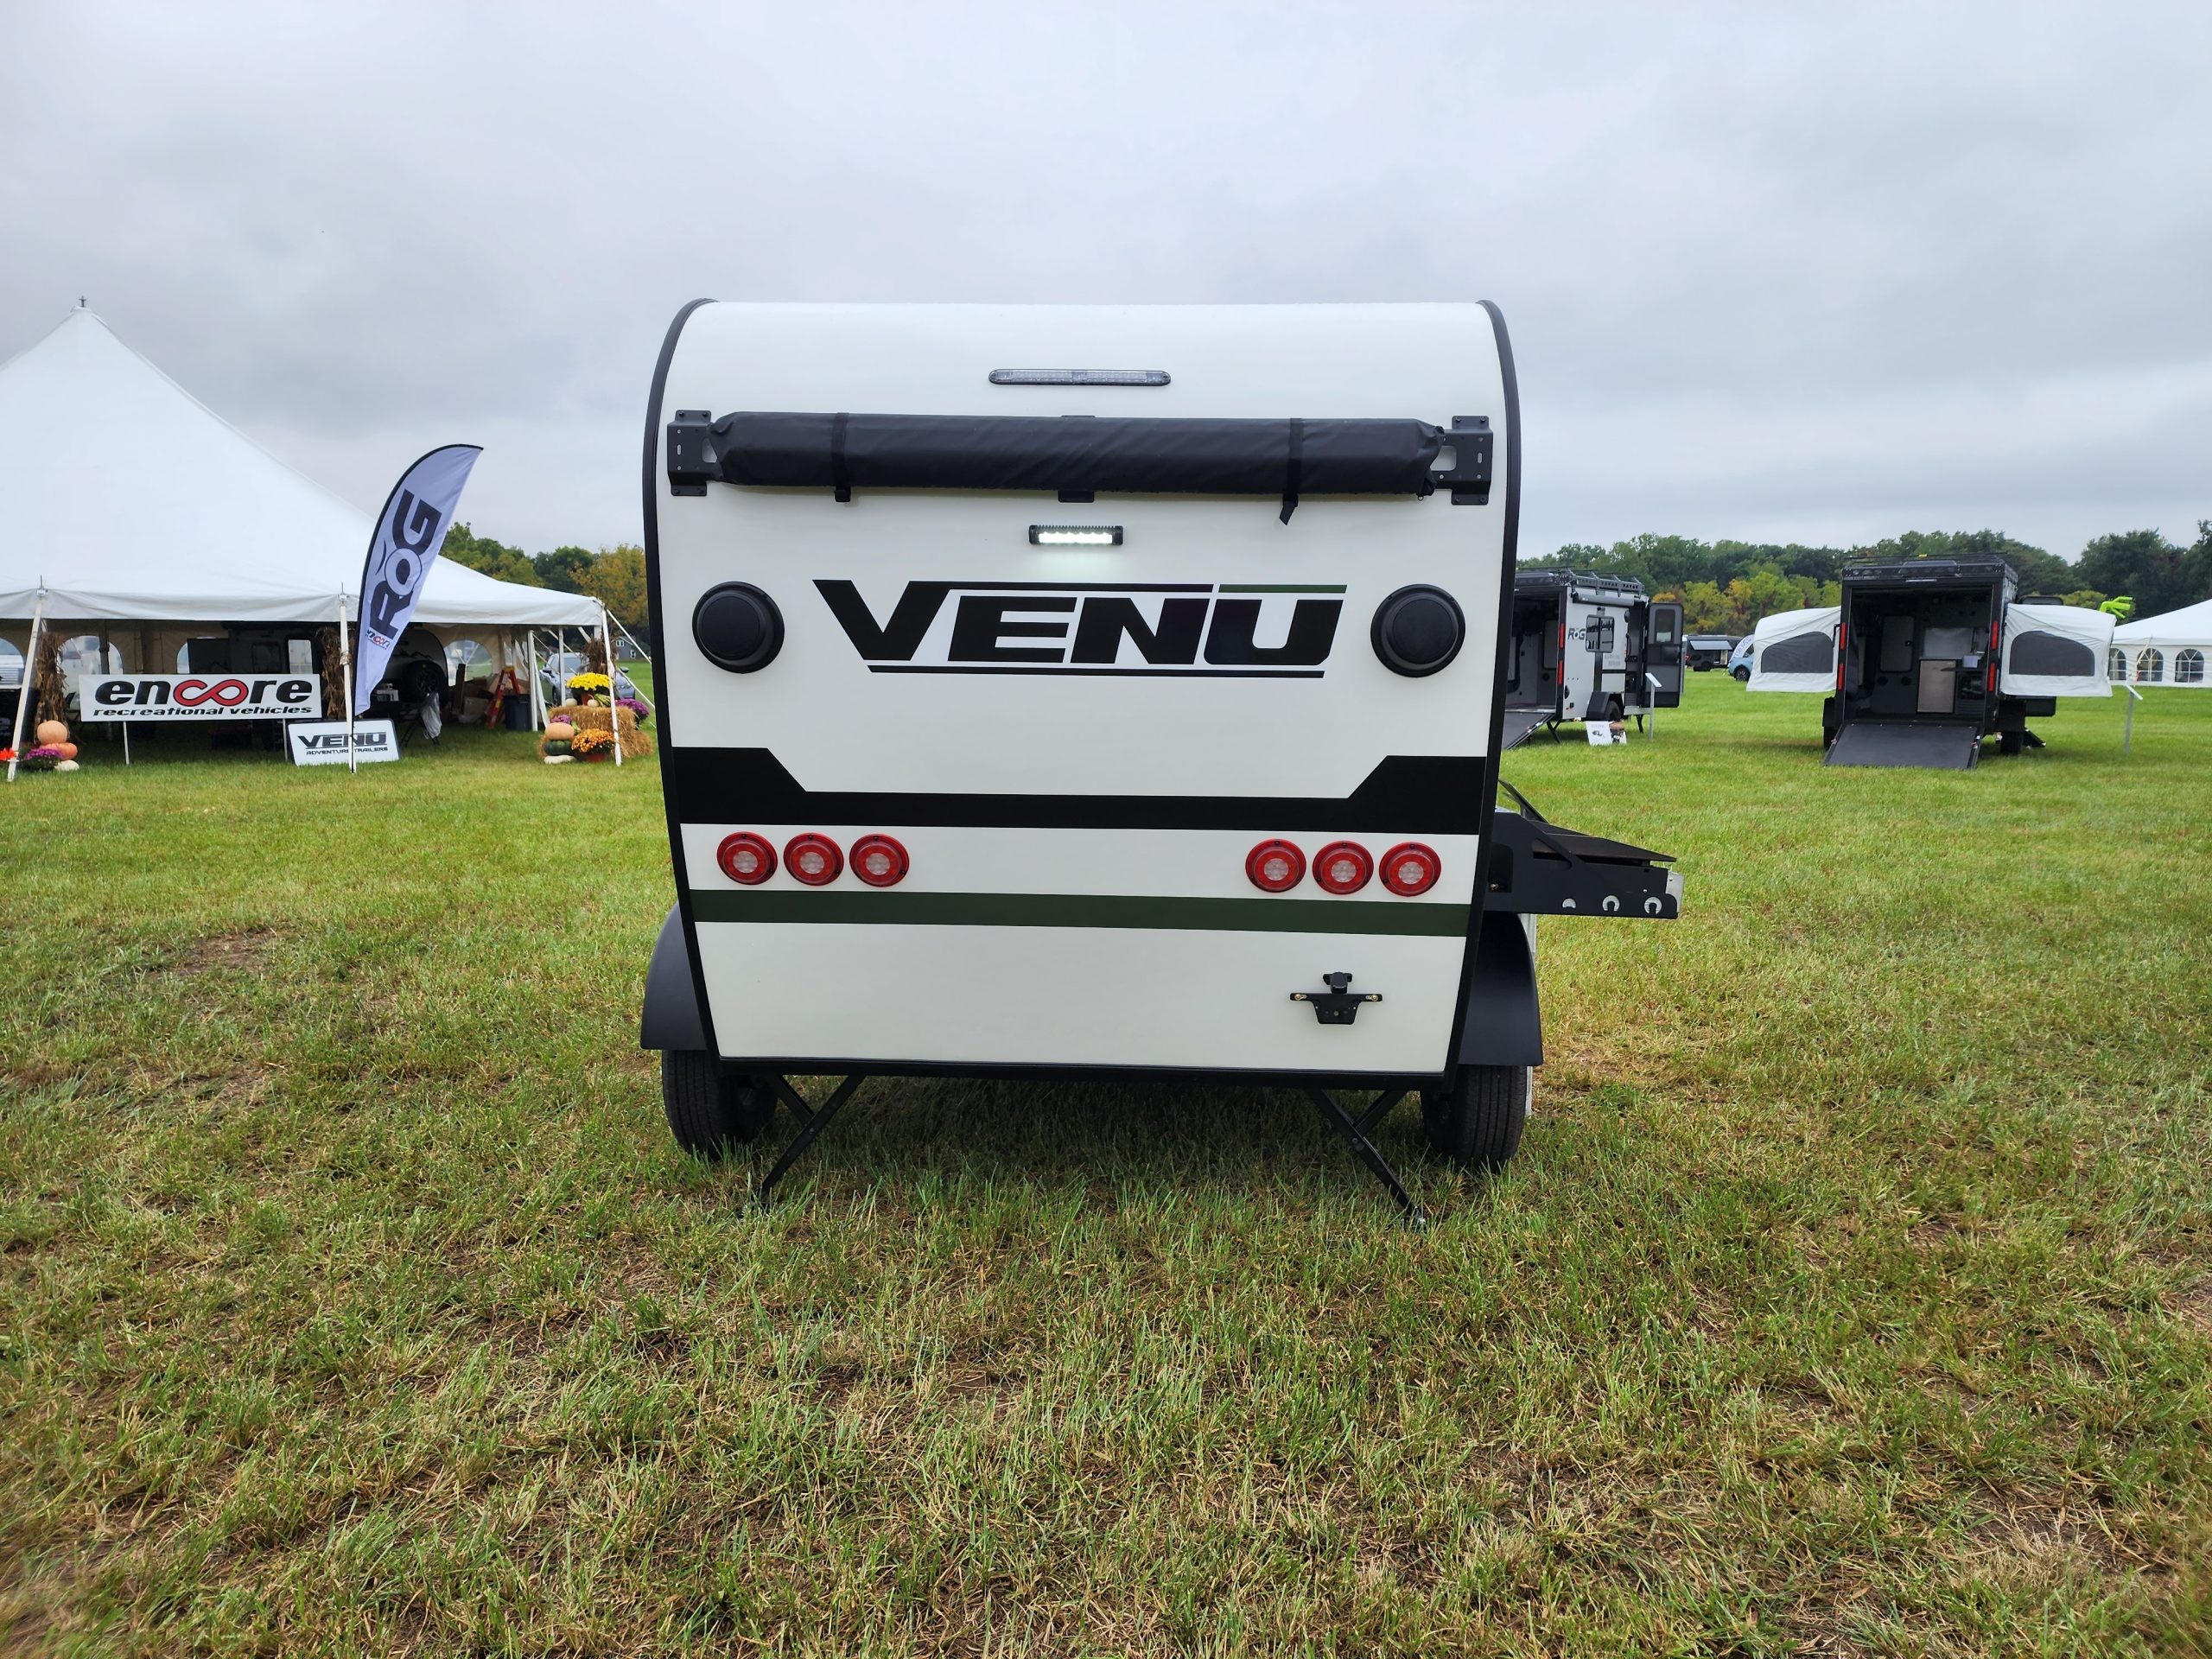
xmin=3 ymin=0 xmax=2205 ymax=560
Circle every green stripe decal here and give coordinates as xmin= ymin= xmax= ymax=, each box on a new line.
xmin=692 ymin=890 xmax=1471 ymax=936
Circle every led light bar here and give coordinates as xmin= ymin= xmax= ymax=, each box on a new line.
xmin=989 ymin=368 xmax=1170 ymax=386
xmin=1028 ymin=524 xmax=1124 ymax=546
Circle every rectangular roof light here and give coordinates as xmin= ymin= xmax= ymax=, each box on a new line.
xmin=1029 ymin=524 xmax=1124 ymax=546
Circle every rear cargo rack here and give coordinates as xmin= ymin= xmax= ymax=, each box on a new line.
xmin=1484 ymin=786 xmax=1680 ymax=918
xmin=666 ymin=409 xmax=1494 ymax=516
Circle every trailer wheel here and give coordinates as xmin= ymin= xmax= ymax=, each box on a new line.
xmin=660 ymin=1050 xmax=775 ymax=1159
xmin=1420 ymin=1065 xmax=1530 ymax=1170
xmin=1732 ymin=665 xmax=1750 ymax=682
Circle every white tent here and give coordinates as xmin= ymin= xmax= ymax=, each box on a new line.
xmin=0 ymin=306 xmax=601 ymax=630
xmin=2110 ymin=598 xmax=2212 ymax=686
xmin=1 ymin=305 xmax=613 ymax=773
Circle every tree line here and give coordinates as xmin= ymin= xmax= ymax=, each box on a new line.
xmin=1529 ymin=523 xmax=2212 ymax=635
xmin=442 ymin=516 xmax=2211 ymax=645
xmin=439 ymin=524 xmax=649 ymax=639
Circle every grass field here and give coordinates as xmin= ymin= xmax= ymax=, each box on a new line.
xmin=3 ymin=674 xmax=2209 ymax=1656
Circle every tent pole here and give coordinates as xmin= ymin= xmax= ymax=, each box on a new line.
xmin=528 ymin=630 xmax=544 ymax=730
xmin=601 ymin=606 xmax=624 ymax=767
xmin=337 ymin=593 xmax=357 ymax=775
xmin=6 ymin=589 xmax=47 ymax=784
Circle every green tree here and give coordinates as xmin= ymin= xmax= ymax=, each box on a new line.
xmin=575 ymin=545 xmax=650 ymax=638
xmin=2074 ymin=528 xmax=2208 ymax=618
xmin=439 ymin=523 xmax=543 ymax=588
xmin=533 ymin=545 xmax=596 ymax=593
xmin=1849 ymin=529 xmax=2073 ymax=594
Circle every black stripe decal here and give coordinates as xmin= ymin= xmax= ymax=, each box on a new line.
xmin=691 ymin=889 xmax=1471 ymax=936
xmin=667 ymin=750 xmax=1486 ymax=834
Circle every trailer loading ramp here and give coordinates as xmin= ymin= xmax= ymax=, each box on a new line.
xmin=1500 ymin=705 xmax=1552 ymax=751
xmin=1825 ymin=721 xmax=1981 ymax=770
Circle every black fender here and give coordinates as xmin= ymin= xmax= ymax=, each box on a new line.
xmin=1457 ymin=909 xmax=1543 ymax=1067
xmin=640 ymin=907 xmax=708 ymax=1052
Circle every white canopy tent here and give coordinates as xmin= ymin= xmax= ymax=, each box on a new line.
xmin=2110 ymin=598 xmax=2212 ymax=686
xmin=1 ymin=306 xmax=610 ymax=771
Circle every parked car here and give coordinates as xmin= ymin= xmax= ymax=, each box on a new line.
xmin=1727 ymin=636 xmax=1756 ymax=680
xmin=1685 ymin=633 xmax=1734 ymax=671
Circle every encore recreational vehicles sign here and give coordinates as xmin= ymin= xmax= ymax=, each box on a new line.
xmin=634 ymin=302 xmax=1684 ymax=1222
xmin=78 ymin=672 xmax=323 ymax=721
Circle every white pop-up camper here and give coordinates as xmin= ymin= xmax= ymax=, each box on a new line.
xmin=1745 ymin=558 xmax=2113 ymax=767
xmin=1502 ymin=569 xmax=1682 ymax=747
xmin=636 ymin=302 xmax=1684 ymax=1220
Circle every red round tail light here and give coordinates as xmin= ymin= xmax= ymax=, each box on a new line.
xmin=1313 ymin=841 xmax=1373 ymax=895
xmin=715 ymin=831 xmax=777 ymax=886
xmin=784 ymin=833 xmax=843 ymax=886
xmin=1379 ymin=842 xmax=1441 ymax=897
xmin=849 ymin=834 xmax=909 ymax=887
xmin=1245 ymin=839 xmax=1306 ymax=893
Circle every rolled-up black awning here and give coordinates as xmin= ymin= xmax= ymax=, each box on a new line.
xmin=667 ymin=410 xmax=1491 ymax=514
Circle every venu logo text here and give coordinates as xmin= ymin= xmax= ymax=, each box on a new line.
xmin=815 ymin=582 xmax=1344 ymax=677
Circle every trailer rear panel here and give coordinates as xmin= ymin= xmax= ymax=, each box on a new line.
xmin=646 ymin=303 xmax=1518 ymax=1081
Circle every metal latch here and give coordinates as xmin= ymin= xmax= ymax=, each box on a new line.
xmin=666 ymin=409 xmax=716 ymax=496
xmin=1291 ymin=971 xmax=1382 ymax=1025
xmin=1433 ymin=415 xmax=1493 ymax=505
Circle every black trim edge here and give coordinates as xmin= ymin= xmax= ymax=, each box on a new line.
xmin=643 ymin=298 xmax=719 ymax=1057
xmin=1446 ymin=300 xmax=1525 ymax=1072
xmin=667 ymin=748 xmax=1486 ymax=834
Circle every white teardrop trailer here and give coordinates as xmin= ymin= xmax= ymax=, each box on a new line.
xmin=639 ymin=302 xmax=1683 ymax=1221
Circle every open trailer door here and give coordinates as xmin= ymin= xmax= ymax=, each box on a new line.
xmin=1646 ymin=601 xmax=1683 ymax=708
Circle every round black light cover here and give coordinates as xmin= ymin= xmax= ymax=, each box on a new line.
xmin=692 ymin=582 xmax=785 ymax=673
xmin=1370 ymin=585 xmax=1465 ymax=677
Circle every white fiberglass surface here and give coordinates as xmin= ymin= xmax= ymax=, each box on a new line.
xmin=654 ymin=303 xmax=1510 ymax=801
xmin=696 ymin=921 xmax=1468 ymax=1073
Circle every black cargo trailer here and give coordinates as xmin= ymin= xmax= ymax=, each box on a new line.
xmin=1745 ymin=557 xmax=2117 ymax=768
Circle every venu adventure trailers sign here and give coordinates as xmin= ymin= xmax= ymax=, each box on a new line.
xmin=79 ymin=673 xmax=322 ymax=721
xmin=288 ymin=719 xmax=398 ymax=765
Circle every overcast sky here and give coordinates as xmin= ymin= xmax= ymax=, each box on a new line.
xmin=3 ymin=2 xmax=2207 ymax=563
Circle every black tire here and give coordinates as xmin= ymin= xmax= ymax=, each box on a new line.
xmin=1605 ymin=694 xmax=1624 ymax=722
xmin=1420 ymin=1065 xmax=1530 ymax=1170
xmin=1732 ymin=665 xmax=1750 ymax=682
xmin=661 ymin=1050 xmax=775 ymax=1159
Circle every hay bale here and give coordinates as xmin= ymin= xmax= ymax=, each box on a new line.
xmin=543 ymin=702 xmax=652 ymax=760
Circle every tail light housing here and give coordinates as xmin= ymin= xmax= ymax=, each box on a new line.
xmin=1312 ymin=841 xmax=1373 ymax=895
xmin=784 ymin=834 xmax=843 ymax=886
xmin=1245 ymin=839 xmax=1306 ymax=893
xmin=715 ymin=831 xmax=777 ymax=885
xmin=849 ymin=834 xmax=909 ymax=887
xmin=1379 ymin=842 xmax=1441 ymax=897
